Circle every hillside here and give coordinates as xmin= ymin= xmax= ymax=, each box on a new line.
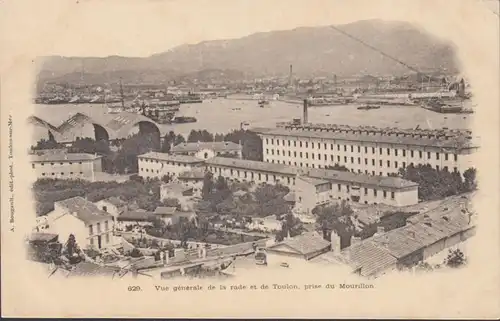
xmin=38 ymin=19 xmax=458 ymax=84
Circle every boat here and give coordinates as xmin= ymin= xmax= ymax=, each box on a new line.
xmin=171 ymin=116 xmax=197 ymax=124
xmin=357 ymin=104 xmax=381 ymax=110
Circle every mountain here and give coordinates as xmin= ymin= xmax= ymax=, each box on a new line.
xmin=37 ymin=19 xmax=458 ymax=84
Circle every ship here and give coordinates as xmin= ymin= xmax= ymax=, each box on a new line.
xmin=171 ymin=116 xmax=197 ymax=124
xmin=357 ymin=104 xmax=381 ymax=110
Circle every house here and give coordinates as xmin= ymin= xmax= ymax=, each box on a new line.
xmin=30 ymin=151 xmax=103 ymax=181
xmin=153 ymin=207 xmax=178 ymax=225
xmin=248 ymin=215 xmax=282 ymax=232
xmin=294 ymin=174 xmax=334 ymax=214
xmin=160 ymin=182 xmax=195 ymax=210
xmin=177 ymin=168 xmax=206 ymax=196
xmin=171 ymin=141 xmax=242 ymax=160
xmin=265 ymin=232 xmax=331 ymax=267
xmin=43 ymin=196 xmax=116 ymax=250
xmin=95 ymin=197 xmax=128 ymax=222
xmin=137 ymin=152 xmax=205 ymax=180
xmin=116 ymin=210 xmax=155 ymax=230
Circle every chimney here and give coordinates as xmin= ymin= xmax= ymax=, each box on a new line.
xmin=330 ymin=230 xmax=341 ymax=254
xmin=302 ymin=99 xmax=308 ymax=124
xmin=350 ymin=235 xmax=361 ymax=246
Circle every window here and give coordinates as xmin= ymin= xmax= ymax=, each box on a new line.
xmin=330 ymin=144 xmax=333 ymax=150
xmin=383 ymin=191 xmax=387 ymax=198
xmin=436 ymin=153 xmax=440 ymax=160
xmin=324 ymin=143 xmax=328 ymax=150
xmin=351 ymin=146 xmax=354 ymax=153
xmin=50 ymin=162 xmax=54 ymax=165
xmin=294 ymin=151 xmax=297 ymax=157
xmin=454 ymin=154 xmax=458 ymax=162
xmin=277 ymin=150 xmax=280 ymax=156
xmin=266 ymin=149 xmax=269 ymax=154
xmin=372 ymin=147 xmax=375 ymax=154
xmin=337 ymin=145 xmax=340 ymax=151
xmin=271 ymin=139 xmax=274 ymax=145
xmin=89 ymin=225 xmax=93 ymax=235
xmin=105 ymin=220 xmax=109 ymax=231
xmin=271 ymin=150 xmax=274 ymax=155
xmin=266 ymin=138 xmax=269 ymax=144
xmin=402 ymin=150 xmax=406 ymax=157
xmin=305 ymin=142 xmax=308 ymax=148
xmin=300 ymin=152 xmax=303 ymax=158
xmin=331 ymin=155 xmax=334 ymax=161
xmin=42 ymin=173 xmax=45 ymax=176
xmin=344 ymin=156 xmax=347 ymax=163
xmin=358 ymin=157 xmax=361 ymax=164
xmin=419 ymin=151 xmax=423 ymax=158
xmin=402 ymin=162 xmax=406 ymax=168
xmin=311 ymin=153 xmax=314 ymax=160
xmin=338 ymin=184 xmax=341 ymax=191
xmin=357 ymin=146 xmax=361 ymax=153
xmin=277 ymin=140 xmax=279 ymax=146
xmin=395 ymin=161 xmax=398 ymax=168
xmin=311 ymin=142 xmax=314 ymax=148
xmin=32 ymin=164 xmax=35 ymax=169
xmin=387 ymin=160 xmax=390 ymax=167
xmin=305 ymin=152 xmax=309 ymax=159
xmin=387 ymin=148 xmax=390 ymax=156
xmin=372 ymin=159 xmax=375 ymax=166
xmin=411 ymin=150 xmax=414 ymax=157
xmin=97 ymin=223 xmax=101 ymax=233
xmin=391 ymin=192 xmax=395 ymax=199
xmin=294 ymin=141 xmax=297 ymax=147
xmin=344 ymin=145 xmax=347 ymax=152
xmin=346 ymin=185 xmax=350 ymax=192
xmin=445 ymin=153 xmax=449 ymax=161
xmin=41 ymin=163 xmax=44 ymax=166
xmin=372 ymin=171 xmax=375 ymax=175
xmin=288 ymin=151 xmax=291 ymax=157
xmin=453 ymin=167 xmax=458 ymax=172
xmin=318 ymin=154 xmax=321 ymax=160
xmin=379 ymin=160 xmax=382 ymax=166
xmin=337 ymin=156 xmax=340 ymax=162
xmin=427 ymin=152 xmax=431 ymax=159
xmin=351 ymin=157 xmax=354 ymax=163
xmin=379 ymin=148 xmax=382 ymax=154
xmin=364 ymin=146 xmax=368 ymax=153
xmin=288 ymin=140 xmax=290 ymax=147
xmin=299 ymin=142 xmax=302 ymax=148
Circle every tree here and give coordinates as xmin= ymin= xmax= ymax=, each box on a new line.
xmin=31 ymin=138 xmax=62 ymax=151
xmin=163 ymin=197 xmax=181 ymax=209
xmin=314 ymin=200 xmax=355 ymax=249
xmin=444 ymin=249 xmax=466 ymax=268
xmin=202 ymin=172 xmax=214 ymax=200
xmin=174 ymin=134 xmax=186 ymax=145
xmin=462 ymin=167 xmax=477 ymax=192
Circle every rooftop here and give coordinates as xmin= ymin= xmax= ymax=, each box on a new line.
xmin=268 ymin=232 xmax=330 ymax=256
xmin=171 ymin=141 xmax=241 ymax=153
xmin=255 ymin=127 xmax=477 ymax=150
xmin=118 ymin=211 xmax=155 ymax=222
xmin=56 ymin=197 xmax=112 ymax=224
xmin=138 ymin=152 xmax=203 ymax=164
xmin=153 ymin=207 xmax=177 ymax=215
xmin=206 ymin=157 xmax=418 ymax=189
xmin=30 ymin=152 xmax=102 ymax=163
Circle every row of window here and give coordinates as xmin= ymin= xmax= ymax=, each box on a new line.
xmin=266 ymin=159 xmax=458 ymax=174
xmin=33 ymin=161 xmax=84 ymax=168
xmin=89 ymin=221 xmax=110 ymax=235
xmin=265 ymin=148 xmax=459 ymax=162
xmin=140 ymin=159 xmax=190 ymax=167
xmin=40 ymin=172 xmax=84 ymax=176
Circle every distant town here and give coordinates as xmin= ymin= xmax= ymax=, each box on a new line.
xmin=28 ymin=23 xmax=478 ymax=280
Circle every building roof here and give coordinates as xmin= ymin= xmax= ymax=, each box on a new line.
xmin=297 ymin=175 xmax=330 ymax=186
xmin=99 ymin=196 xmax=127 ymax=208
xmin=161 ymin=182 xmax=194 ymax=194
xmin=206 ymin=157 xmax=418 ymax=189
xmin=56 ymin=197 xmax=112 ymax=224
xmin=171 ymin=141 xmax=241 ymax=153
xmin=117 ymin=211 xmax=155 ymax=222
xmin=268 ymin=232 xmax=330 ymax=256
xmin=138 ymin=152 xmax=203 ymax=164
xmin=154 ymin=207 xmax=177 ymax=215
xmin=30 ymin=152 xmax=101 ymax=163
xmin=256 ymin=127 xmax=477 ymax=150
xmin=28 ymin=232 xmax=59 ymax=243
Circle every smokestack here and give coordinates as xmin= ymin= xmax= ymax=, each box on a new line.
xmin=302 ymin=99 xmax=308 ymax=124
xmin=330 ymin=230 xmax=341 ymax=254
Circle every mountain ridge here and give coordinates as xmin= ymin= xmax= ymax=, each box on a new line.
xmin=37 ymin=19 xmax=458 ymax=84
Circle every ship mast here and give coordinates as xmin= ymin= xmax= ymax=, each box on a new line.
xmin=119 ymin=78 xmax=125 ymax=109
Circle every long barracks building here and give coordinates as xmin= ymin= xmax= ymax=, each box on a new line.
xmin=254 ymin=125 xmax=477 ymax=177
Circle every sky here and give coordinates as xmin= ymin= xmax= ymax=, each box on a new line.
xmin=1 ymin=0 xmax=497 ymax=59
